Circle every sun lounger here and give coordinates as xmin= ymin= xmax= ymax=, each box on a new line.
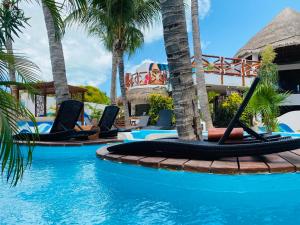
xmin=107 ymin=77 xmax=300 ymax=159
xmin=75 ymin=105 xmax=120 ymax=139
xmin=14 ymin=100 xmax=95 ymax=141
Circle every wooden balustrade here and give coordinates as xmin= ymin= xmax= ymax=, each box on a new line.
xmin=126 ymin=54 xmax=260 ymax=89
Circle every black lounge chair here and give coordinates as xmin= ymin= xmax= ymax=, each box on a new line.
xmin=107 ymin=77 xmax=300 ymax=159
xmin=144 ymin=109 xmax=174 ymax=130
xmin=14 ymin=100 xmax=95 ymax=142
xmin=68 ymin=105 xmax=120 ymax=139
xmin=98 ymin=105 xmax=120 ymax=138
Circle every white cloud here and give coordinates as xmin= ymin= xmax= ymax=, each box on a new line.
xmin=13 ymin=3 xmax=111 ymax=87
xmin=143 ymin=0 xmax=211 ymax=43
xmin=126 ymin=59 xmax=154 ymax=73
xmin=197 ymin=0 xmax=211 ymax=19
xmin=13 ymin=1 xmax=211 ymax=87
xmin=143 ymin=22 xmax=163 ymax=43
xmin=201 ymin=40 xmax=211 ymax=50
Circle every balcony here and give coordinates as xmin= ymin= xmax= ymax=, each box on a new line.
xmin=125 ymin=54 xmax=260 ymax=90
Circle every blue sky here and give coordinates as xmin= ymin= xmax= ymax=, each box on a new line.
xmin=14 ymin=0 xmax=300 ymax=96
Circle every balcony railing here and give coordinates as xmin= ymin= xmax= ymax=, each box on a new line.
xmin=125 ymin=54 xmax=260 ymax=89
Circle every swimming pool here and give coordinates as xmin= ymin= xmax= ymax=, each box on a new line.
xmin=1 ymin=144 xmax=300 ymax=224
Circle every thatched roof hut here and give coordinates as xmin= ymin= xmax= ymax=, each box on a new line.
xmin=127 ymin=86 xmax=169 ymax=102
xmin=235 ymin=8 xmax=300 ymax=58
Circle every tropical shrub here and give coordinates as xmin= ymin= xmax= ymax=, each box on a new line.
xmin=207 ymin=91 xmax=219 ymax=115
xmin=248 ymin=45 xmax=289 ymax=132
xmin=87 ymin=104 xmax=103 ymax=121
xmin=214 ymin=92 xmax=253 ymax=127
xmin=82 ymin=85 xmax=110 ymax=105
xmin=148 ymin=94 xmax=174 ymax=125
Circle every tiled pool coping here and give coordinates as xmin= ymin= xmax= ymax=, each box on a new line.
xmin=96 ymin=146 xmax=300 ymax=174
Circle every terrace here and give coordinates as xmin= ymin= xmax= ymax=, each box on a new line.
xmin=125 ymin=54 xmax=260 ymax=91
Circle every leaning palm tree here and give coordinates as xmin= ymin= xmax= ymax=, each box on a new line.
xmin=41 ymin=2 xmax=70 ymax=105
xmin=38 ymin=0 xmax=87 ymax=105
xmin=160 ymin=0 xmax=201 ymax=140
xmin=191 ymin=0 xmax=213 ymax=129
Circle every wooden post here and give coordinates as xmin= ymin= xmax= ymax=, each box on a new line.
xmin=16 ymin=88 xmax=20 ymax=102
xmin=80 ymin=92 xmax=84 ymax=124
xmin=241 ymin=59 xmax=246 ymax=86
xmin=34 ymin=94 xmax=37 ymax=117
xmin=220 ymin=57 xmax=224 ymax=85
xmin=44 ymin=94 xmax=47 ymax=116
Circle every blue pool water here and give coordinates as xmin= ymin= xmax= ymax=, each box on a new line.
xmin=131 ymin=129 xmax=177 ymax=139
xmin=1 ymin=145 xmax=300 ymax=224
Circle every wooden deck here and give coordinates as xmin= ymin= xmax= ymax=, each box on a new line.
xmin=96 ymin=146 xmax=300 ymax=174
xmin=18 ymin=138 xmax=121 ymax=147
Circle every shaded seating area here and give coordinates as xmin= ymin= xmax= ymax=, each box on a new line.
xmin=15 ymin=81 xmax=87 ymax=124
xmin=107 ymin=77 xmax=300 ymax=159
xmin=14 ymin=101 xmax=122 ymax=142
xmin=14 ymin=100 xmax=96 ymax=141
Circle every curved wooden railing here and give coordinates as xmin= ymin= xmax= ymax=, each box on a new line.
xmin=126 ymin=54 xmax=260 ymax=89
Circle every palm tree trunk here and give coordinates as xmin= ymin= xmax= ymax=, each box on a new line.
xmin=191 ymin=0 xmax=213 ymax=129
xmin=160 ymin=0 xmax=201 ymax=140
xmin=42 ymin=3 xmax=70 ymax=105
xmin=5 ymin=38 xmax=17 ymax=98
xmin=116 ymin=49 xmax=130 ymax=127
xmin=110 ymin=48 xmax=118 ymax=105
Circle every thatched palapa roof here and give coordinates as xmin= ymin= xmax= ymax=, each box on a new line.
xmin=126 ymin=86 xmax=168 ymax=102
xmin=235 ymin=8 xmax=300 ymax=58
xmin=17 ymin=81 xmax=87 ymax=95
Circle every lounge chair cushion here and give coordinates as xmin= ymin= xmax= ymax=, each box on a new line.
xmin=208 ymin=128 xmax=244 ymax=141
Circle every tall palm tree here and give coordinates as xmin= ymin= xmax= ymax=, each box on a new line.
xmin=66 ymin=0 xmax=160 ymax=126
xmin=42 ymin=2 xmax=70 ymax=105
xmin=110 ymin=48 xmax=117 ymax=105
xmin=191 ymin=0 xmax=213 ymax=129
xmin=36 ymin=0 xmax=87 ymax=105
xmin=104 ymin=0 xmax=159 ymax=126
xmin=160 ymin=0 xmax=201 ymax=140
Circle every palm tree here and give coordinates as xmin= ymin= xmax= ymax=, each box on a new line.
xmin=0 ymin=2 xmax=41 ymax=185
xmin=191 ymin=0 xmax=213 ymax=129
xmin=103 ymin=0 xmax=159 ymax=126
xmin=110 ymin=48 xmax=117 ymax=105
xmin=0 ymin=0 xmax=88 ymax=185
xmin=41 ymin=2 xmax=70 ymax=105
xmin=66 ymin=0 xmax=160 ymax=126
xmin=34 ymin=0 xmax=87 ymax=105
xmin=160 ymin=0 xmax=201 ymax=140
xmin=1 ymin=0 xmax=29 ymax=97
xmin=0 ymin=51 xmax=41 ymax=186
xmin=248 ymin=45 xmax=289 ymax=132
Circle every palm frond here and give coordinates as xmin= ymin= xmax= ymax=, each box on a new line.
xmin=0 ymin=89 xmax=36 ymax=186
xmin=0 ymin=49 xmax=40 ymax=185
